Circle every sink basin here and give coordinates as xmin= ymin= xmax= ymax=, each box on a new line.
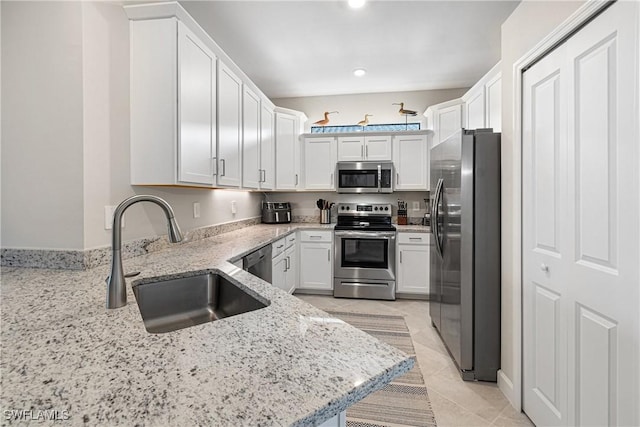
xmin=132 ymin=271 xmax=269 ymax=333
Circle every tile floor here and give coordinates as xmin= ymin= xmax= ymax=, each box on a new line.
xmin=296 ymin=294 xmax=534 ymax=427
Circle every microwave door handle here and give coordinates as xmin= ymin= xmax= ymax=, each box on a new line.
xmin=377 ymin=164 xmax=381 ymax=193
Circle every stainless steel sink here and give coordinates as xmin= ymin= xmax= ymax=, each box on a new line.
xmin=132 ymin=271 xmax=269 ymax=333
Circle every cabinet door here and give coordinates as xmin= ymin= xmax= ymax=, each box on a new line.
xmin=465 ymin=88 xmax=486 ymax=130
xmin=242 ymin=86 xmax=260 ymax=189
xmin=299 ymin=242 xmax=332 ymax=290
xmin=272 ymin=253 xmax=287 ymax=291
xmin=485 ymin=73 xmax=502 ymax=132
xmin=285 ymin=245 xmax=297 ymax=294
xmin=177 ymin=22 xmax=216 ymax=185
xmin=337 ymin=136 xmax=364 ymax=161
xmin=436 ymin=103 xmax=463 ymax=145
xmin=275 ymin=113 xmax=300 ymax=190
xmin=304 ymin=137 xmax=337 ymax=190
xmin=393 ymin=135 xmax=428 ymax=190
xmin=217 ymin=62 xmax=242 ymax=187
xmin=397 ymin=243 xmax=430 ymax=294
xmin=364 ymin=136 xmax=392 ymax=161
xmin=260 ymin=104 xmax=275 ymax=190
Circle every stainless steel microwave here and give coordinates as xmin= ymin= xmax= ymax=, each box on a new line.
xmin=336 ymin=162 xmax=394 ymax=193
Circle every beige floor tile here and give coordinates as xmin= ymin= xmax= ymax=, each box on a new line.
xmin=298 ymin=294 xmax=514 ymax=427
xmin=429 ymin=389 xmax=492 ymax=426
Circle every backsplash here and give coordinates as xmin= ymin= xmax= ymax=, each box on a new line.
xmin=1 ymin=217 xmax=261 ymax=270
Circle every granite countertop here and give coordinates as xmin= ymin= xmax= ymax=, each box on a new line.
xmin=395 ymin=224 xmax=431 ymax=233
xmin=0 ymin=223 xmax=413 ymax=426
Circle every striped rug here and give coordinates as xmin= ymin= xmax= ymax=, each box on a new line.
xmin=327 ymin=311 xmax=437 ymax=427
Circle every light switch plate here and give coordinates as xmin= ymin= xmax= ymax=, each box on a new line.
xmin=412 ymin=201 xmax=420 ymax=211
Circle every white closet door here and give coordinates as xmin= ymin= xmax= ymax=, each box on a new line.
xmin=523 ymin=2 xmax=639 ymax=426
xmin=523 ymin=44 xmax=569 ymax=427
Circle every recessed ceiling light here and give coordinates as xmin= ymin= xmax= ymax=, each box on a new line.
xmin=353 ymin=68 xmax=367 ymax=77
xmin=348 ymin=0 xmax=366 ymax=9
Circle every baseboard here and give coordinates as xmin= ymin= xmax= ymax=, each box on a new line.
xmin=293 ymin=289 xmax=334 ymax=296
xmin=498 ymin=369 xmax=521 ymax=410
xmin=395 ymin=292 xmax=430 ymax=300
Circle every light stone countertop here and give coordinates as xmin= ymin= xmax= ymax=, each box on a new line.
xmin=0 ymin=223 xmax=413 ymax=426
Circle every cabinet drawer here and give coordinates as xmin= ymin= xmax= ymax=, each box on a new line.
xmin=397 ymin=232 xmax=429 ymax=245
xmin=272 ymin=238 xmax=286 ymax=258
xmin=299 ymin=230 xmax=332 ymax=243
xmin=286 ymin=233 xmax=297 ymax=248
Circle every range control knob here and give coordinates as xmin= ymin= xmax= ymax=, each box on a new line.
xmin=346 ymin=206 xmax=350 ymax=210
xmin=374 ymin=206 xmax=379 ymax=211
xmin=385 ymin=206 xmax=389 ymax=211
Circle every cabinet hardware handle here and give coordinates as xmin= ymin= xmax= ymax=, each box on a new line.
xmin=284 ymin=260 xmax=288 ymax=272
xmin=396 ymin=172 xmax=399 ymax=185
xmin=277 ymin=244 xmax=284 ymax=249
xmin=400 ymin=251 xmax=403 ymax=263
xmin=540 ymin=263 xmax=549 ymax=272
xmin=310 ymin=235 xmax=321 ymax=239
xmin=328 ymin=249 xmax=330 ymax=262
xmin=212 ymin=157 xmax=217 ymax=176
xmin=261 ymin=169 xmax=266 ymax=183
xmin=295 ymin=174 xmax=298 ymax=186
xmin=409 ymin=237 xmax=422 ymax=241
xmin=221 ymin=159 xmax=226 ymax=177
xmin=286 ymin=256 xmax=290 ymax=270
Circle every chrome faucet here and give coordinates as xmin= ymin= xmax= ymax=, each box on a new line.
xmin=106 ymin=195 xmax=183 ymax=309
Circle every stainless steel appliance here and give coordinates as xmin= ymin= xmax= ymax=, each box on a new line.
xmin=336 ymin=162 xmax=393 ymax=193
xmin=334 ymin=203 xmax=396 ymax=300
xmin=242 ymin=245 xmax=272 ymax=283
xmin=430 ymin=129 xmax=501 ymax=382
xmin=262 ymin=202 xmax=291 ymax=224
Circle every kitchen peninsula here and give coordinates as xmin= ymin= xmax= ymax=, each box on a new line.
xmin=0 ymin=224 xmax=413 ymax=426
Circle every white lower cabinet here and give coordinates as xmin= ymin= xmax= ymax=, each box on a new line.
xmin=396 ymin=232 xmax=430 ymax=295
xmin=271 ymin=235 xmax=297 ymax=294
xmin=299 ymin=230 xmax=333 ymax=291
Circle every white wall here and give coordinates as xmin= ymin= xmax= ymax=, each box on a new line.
xmin=1 ymin=2 xmax=85 ymax=250
xmin=1 ymin=1 xmax=262 ymax=251
xmin=273 ymin=88 xmax=467 ymax=133
xmin=499 ymin=0 xmax=584 ymax=408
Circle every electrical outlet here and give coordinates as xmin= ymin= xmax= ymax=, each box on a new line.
xmin=412 ymin=201 xmax=420 ymax=211
xmin=193 ymin=202 xmax=201 ymax=219
xmin=104 ymin=206 xmax=125 ymax=230
xmin=231 ymin=200 xmax=237 ymax=215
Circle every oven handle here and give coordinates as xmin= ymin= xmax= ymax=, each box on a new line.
xmin=334 ymin=230 xmax=396 ymax=238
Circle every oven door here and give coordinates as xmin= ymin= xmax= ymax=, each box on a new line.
xmin=334 ymin=230 xmax=396 ymax=281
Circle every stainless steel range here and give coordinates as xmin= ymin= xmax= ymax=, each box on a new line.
xmin=333 ymin=203 xmax=396 ymax=300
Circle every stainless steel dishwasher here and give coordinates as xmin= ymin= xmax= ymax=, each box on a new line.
xmin=242 ymin=245 xmax=273 ymax=284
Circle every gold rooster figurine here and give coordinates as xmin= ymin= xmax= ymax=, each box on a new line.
xmin=313 ymin=111 xmax=339 ymax=126
xmin=357 ymin=114 xmax=373 ymax=128
xmin=393 ymin=102 xmax=417 ymax=116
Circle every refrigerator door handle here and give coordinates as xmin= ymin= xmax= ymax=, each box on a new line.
xmin=432 ymin=178 xmax=444 ymax=258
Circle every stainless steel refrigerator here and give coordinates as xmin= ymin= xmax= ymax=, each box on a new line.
xmin=430 ymin=129 xmax=501 ymax=382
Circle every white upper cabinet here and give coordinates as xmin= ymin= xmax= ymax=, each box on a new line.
xmin=130 ymin=18 xmax=216 ymax=187
xmin=242 ymin=85 xmax=261 ymax=189
xmin=275 ymin=109 xmax=305 ymax=190
xmin=337 ymin=135 xmax=392 ymax=161
xmin=485 ymin=71 xmax=502 ymax=132
xmin=392 ymin=134 xmax=429 ymax=190
xmin=436 ymin=101 xmax=464 ymax=145
xmin=464 ymin=87 xmax=486 ymax=130
xmin=217 ymin=62 xmax=242 ymax=187
xmin=259 ymin=103 xmax=275 ymax=190
xmin=303 ymin=137 xmax=337 ymax=190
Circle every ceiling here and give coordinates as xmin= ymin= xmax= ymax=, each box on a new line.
xmin=180 ymin=1 xmax=520 ymax=99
